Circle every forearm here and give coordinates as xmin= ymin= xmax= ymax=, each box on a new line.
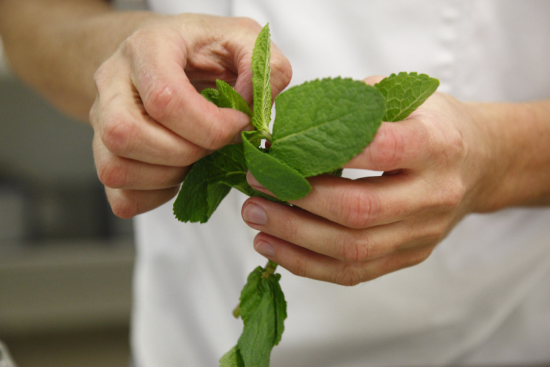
xmin=0 ymin=0 xmax=156 ymax=120
xmin=471 ymin=99 xmax=550 ymax=211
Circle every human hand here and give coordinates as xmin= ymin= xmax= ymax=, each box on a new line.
xmin=89 ymin=14 xmax=291 ymax=218
xmin=241 ymin=76 xmax=495 ymax=285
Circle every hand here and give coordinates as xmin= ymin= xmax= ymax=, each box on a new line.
xmin=242 ymin=77 xmax=494 ymax=286
xmin=89 ymin=14 xmax=291 ymax=218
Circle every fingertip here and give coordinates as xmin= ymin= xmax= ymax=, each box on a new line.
xmin=362 ymin=75 xmax=386 ymax=86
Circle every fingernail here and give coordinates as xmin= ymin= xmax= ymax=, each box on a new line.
xmin=246 ymin=171 xmax=263 ymax=188
xmin=242 ymin=202 xmax=267 ymax=225
xmin=255 ymin=240 xmax=275 ymax=258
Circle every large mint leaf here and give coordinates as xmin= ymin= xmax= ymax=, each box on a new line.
xmin=216 ymin=80 xmax=252 ymax=117
xmin=375 ymin=72 xmax=439 ymax=122
xmin=237 ymin=267 xmax=286 ymax=367
xmin=242 ymin=131 xmax=311 ymax=201
xmin=251 ymin=23 xmax=272 ymax=134
xmin=270 ymin=78 xmax=386 ymax=177
xmin=219 ymin=346 xmax=245 ymax=367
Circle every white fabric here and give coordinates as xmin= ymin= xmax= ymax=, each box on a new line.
xmin=134 ymin=1 xmax=550 ymax=366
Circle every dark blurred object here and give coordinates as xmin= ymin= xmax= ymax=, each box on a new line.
xmin=0 ymin=72 xmax=132 ymax=244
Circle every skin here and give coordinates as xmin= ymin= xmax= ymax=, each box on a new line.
xmin=1 ymin=0 xmax=549 ymax=286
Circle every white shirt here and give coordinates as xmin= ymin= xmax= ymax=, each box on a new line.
xmin=134 ymin=1 xmax=550 ymax=366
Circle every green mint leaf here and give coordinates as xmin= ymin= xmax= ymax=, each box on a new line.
xmin=270 ymin=77 xmax=386 ymax=177
xmin=173 ymin=143 xmax=283 ymax=223
xmin=242 ymin=131 xmax=311 ymax=201
xmin=201 ymin=88 xmax=220 ymax=105
xmin=268 ymin=273 xmax=286 ymax=346
xmin=330 ymin=168 xmax=344 ymax=177
xmin=237 ymin=267 xmax=286 ymax=367
xmin=374 ymin=72 xmax=440 ymax=122
xmin=173 ymin=145 xmax=245 ymax=223
xmin=219 ymin=345 xmax=245 ymax=367
xmin=216 ymin=80 xmax=253 ymax=117
xmin=251 ymin=23 xmax=272 ymax=134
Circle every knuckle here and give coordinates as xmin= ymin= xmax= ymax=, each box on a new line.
xmin=289 ymin=257 xmax=308 ymax=279
xmin=203 ymin=117 xmax=234 ymax=149
xmin=371 ymin=125 xmax=406 ymax=168
xmin=337 ymin=233 xmax=370 ymax=263
xmin=279 ymin=213 xmax=299 ymax=241
xmin=97 ymin=158 xmax=131 ymax=189
xmin=407 ymin=247 xmax=433 ymax=267
xmin=332 ymin=265 xmax=365 ymax=287
xmin=271 ymin=55 xmax=293 ymax=94
xmin=109 ymin=195 xmax=139 ymax=219
xmin=143 ymin=83 xmax=179 ymax=122
xmin=101 ymin=115 xmax=136 ymax=156
xmin=338 ymin=189 xmax=381 ymax=229
xmin=439 ymin=180 xmax=465 ymax=210
xmin=235 ymin=17 xmax=262 ymax=32
xmin=92 ymin=63 xmax=110 ymax=90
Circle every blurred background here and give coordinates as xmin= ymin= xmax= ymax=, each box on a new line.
xmin=0 ymin=1 xmax=147 ymax=366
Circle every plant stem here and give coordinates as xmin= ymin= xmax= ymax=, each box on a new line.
xmin=260 ymin=129 xmax=273 ymax=142
xmin=232 ymin=261 xmax=278 ymax=318
xmin=261 ymin=260 xmax=278 ymax=278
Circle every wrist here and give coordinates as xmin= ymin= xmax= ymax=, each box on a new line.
xmin=467 ymin=100 xmax=550 ymax=212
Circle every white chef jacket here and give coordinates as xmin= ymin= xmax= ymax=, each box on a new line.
xmin=133 ymin=1 xmax=550 ymax=366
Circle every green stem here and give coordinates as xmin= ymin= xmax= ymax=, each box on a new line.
xmin=260 ymin=129 xmax=273 ymax=142
xmin=232 ymin=261 xmax=278 ymax=318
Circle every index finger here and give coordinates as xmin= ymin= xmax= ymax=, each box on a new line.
xmin=344 ymin=119 xmax=431 ymax=171
xmin=126 ymin=27 xmax=251 ymax=150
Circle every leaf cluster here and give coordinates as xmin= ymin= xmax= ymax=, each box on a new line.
xmin=172 ymin=23 xmax=439 ymax=367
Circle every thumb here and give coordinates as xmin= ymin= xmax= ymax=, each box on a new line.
xmin=362 ymin=75 xmax=386 ymax=86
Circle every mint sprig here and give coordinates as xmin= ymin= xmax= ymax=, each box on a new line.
xmin=173 ymin=24 xmax=440 ymax=367
xmin=251 ymin=23 xmax=273 ymax=139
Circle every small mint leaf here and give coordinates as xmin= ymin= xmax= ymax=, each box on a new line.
xmin=374 ymin=72 xmax=439 ymax=122
xmin=242 ymin=131 xmax=312 ymax=201
xmin=251 ymin=23 xmax=272 ymax=134
xmin=268 ymin=273 xmax=286 ymax=346
xmin=237 ymin=267 xmax=286 ymax=367
xmin=270 ymin=77 xmax=386 ymax=177
xmin=219 ymin=345 xmax=245 ymax=367
xmin=216 ymin=79 xmax=252 ymax=117
xmin=201 ymin=88 xmax=220 ymax=105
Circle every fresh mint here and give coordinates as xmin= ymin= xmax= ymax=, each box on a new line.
xmin=173 ymin=24 xmax=439 ymax=367
xmin=251 ymin=23 xmax=273 ymax=139
xmin=219 ymin=346 xmax=245 ymax=367
xmin=236 ymin=264 xmax=286 ymax=367
xmin=243 ymin=131 xmax=311 ymax=201
xmin=374 ymin=72 xmax=439 ymax=122
xmin=269 ymin=77 xmax=386 ymax=177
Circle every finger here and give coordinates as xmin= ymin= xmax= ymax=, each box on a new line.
xmin=93 ymin=134 xmax=189 ymax=190
xmin=243 ymin=197 xmax=422 ymax=262
xmin=125 ymin=28 xmax=250 ymax=150
xmin=92 ymin=67 xmax=209 ymax=167
xmin=344 ymin=119 xmax=432 ymax=171
xmin=248 ymin=172 xmax=429 ymax=229
xmin=105 ymin=186 xmax=180 ymax=219
xmin=253 ymin=232 xmax=434 ymax=286
xmin=362 ymin=75 xmax=385 ymax=86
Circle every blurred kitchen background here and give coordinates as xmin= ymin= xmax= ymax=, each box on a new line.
xmin=0 ymin=1 xmax=147 ymax=366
